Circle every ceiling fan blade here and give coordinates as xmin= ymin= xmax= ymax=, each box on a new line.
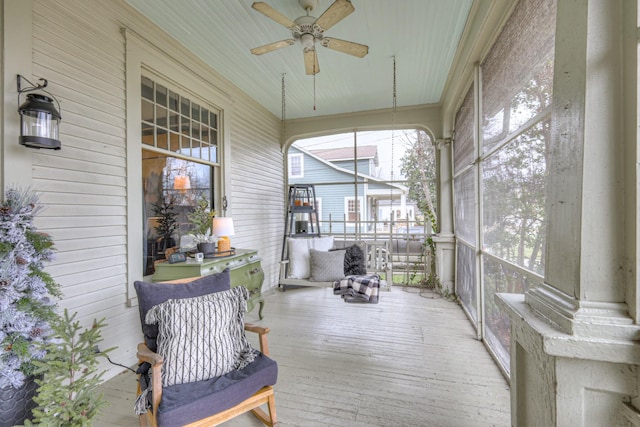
xmin=315 ymin=0 xmax=355 ymax=31
xmin=251 ymin=2 xmax=297 ymax=29
xmin=304 ymin=49 xmax=320 ymax=75
xmin=250 ymin=39 xmax=296 ymax=55
xmin=321 ymin=37 xmax=368 ymax=58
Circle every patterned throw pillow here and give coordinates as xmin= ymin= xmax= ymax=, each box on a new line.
xmin=145 ymin=286 xmax=256 ymax=386
xmin=309 ymin=249 xmax=346 ymax=282
xmin=134 ymin=269 xmax=231 ymax=352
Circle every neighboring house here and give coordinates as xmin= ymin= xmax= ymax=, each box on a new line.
xmin=288 ymin=145 xmax=416 ymax=233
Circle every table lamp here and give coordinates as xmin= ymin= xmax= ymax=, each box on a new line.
xmin=212 ymin=217 xmax=235 ymax=253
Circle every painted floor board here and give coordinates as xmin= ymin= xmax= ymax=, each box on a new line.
xmin=95 ymin=286 xmax=510 ymax=426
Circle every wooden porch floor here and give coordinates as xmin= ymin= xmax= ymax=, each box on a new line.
xmin=95 ymin=286 xmax=510 ymax=427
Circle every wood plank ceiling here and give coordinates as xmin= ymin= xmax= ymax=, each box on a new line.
xmin=124 ymin=0 xmax=473 ymax=120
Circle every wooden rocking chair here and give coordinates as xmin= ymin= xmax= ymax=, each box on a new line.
xmin=134 ymin=271 xmax=278 ymax=427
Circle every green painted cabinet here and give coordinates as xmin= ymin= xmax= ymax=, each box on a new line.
xmin=151 ymin=249 xmax=265 ymax=319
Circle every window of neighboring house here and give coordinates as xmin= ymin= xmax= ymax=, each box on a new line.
xmin=288 ymin=153 xmax=303 ymax=178
xmin=141 ymin=75 xmax=221 ymax=276
xmin=345 ymin=197 xmax=363 ymax=222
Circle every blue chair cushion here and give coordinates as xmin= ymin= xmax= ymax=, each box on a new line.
xmin=154 ymin=352 xmax=277 ymax=426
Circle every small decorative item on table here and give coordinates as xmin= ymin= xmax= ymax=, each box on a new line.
xmin=212 ymin=217 xmax=235 ymax=254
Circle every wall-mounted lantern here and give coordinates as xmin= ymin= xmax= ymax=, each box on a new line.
xmin=17 ymin=75 xmax=62 ymax=150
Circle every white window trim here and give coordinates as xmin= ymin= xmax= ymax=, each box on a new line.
xmin=288 ymin=153 xmax=304 ymax=178
xmin=124 ymin=28 xmax=232 ymax=306
xmin=344 ymin=196 xmax=364 ymax=226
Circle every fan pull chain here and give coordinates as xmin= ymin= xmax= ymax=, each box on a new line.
xmin=313 ymin=64 xmax=317 ymax=111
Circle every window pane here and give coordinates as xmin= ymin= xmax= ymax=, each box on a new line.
xmin=454 ymin=168 xmax=475 ymax=244
xmin=457 ymin=242 xmax=478 ymax=323
xmin=200 ymin=142 xmax=210 ymax=161
xmin=142 ymin=151 xmax=213 ymax=274
xmin=142 ymin=100 xmax=154 ymax=123
xmin=155 ymin=106 xmax=167 ymax=128
xmin=141 ymin=76 xmax=154 ymax=100
xmin=481 ymin=0 xmax=556 ymax=154
xmin=169 ymin=110 xmax=179 ymax=132
xmin=157 ymin=128 xmax=168 ymax=150
xmin=454 ymin=85 xmax=474 ymax=174
xmin=181 ymin=116 xmax=190 ymax=137
xmin=191 ymin=121 xmax=201 ymax=141
xmin=180 ymin=97 xmax=190 ymax=118
xmin=169 ymin=132 xmax=180 ymax=153
xmin=156 ymin=84 xmax=167 ymax=107
xmin=169 ymin=90 xmax=179 ymax=112
xmin=201 ymin=126 xmax=210 ymax=144
xmin=141 ymin=124 xmax=153 ymax=146
xmin=191 ymin=103 xmax=200 ymax=122
xmin=210 ymin=112 xmax=217 ymax=129
xmin=482 ymin=121 xmax=548 ymax=275
xmin=201 ymin=108 xmax=209 ymax=125
xmin=483 ymin=256 xmax=539 ymax=373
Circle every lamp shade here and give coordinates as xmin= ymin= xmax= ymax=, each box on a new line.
xmin=212 ymin=217 xmax=235 ymax=237
xmin=18 ymin=93 xmax=61 ymax=150
xmin=173 ymin=175 xmax=191 ymax=191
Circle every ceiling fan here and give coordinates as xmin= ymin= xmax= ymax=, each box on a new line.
xmin=250 ymin=0 xmax=369 ymax=75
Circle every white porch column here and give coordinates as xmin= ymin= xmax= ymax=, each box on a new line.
xmin=434 ymin=137 xmax=455 ymax=293
xmin=497 ymin=0 xmax=640 ymax=425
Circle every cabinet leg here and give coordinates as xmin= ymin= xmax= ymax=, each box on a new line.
xmin=258 ymin=301 xmax=265 ymax=320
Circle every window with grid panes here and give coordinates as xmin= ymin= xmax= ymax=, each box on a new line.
xmin=141 ymin=76 xmax=219 ymax=163
xmin=141 ymin=75 xmax=221 ymax=276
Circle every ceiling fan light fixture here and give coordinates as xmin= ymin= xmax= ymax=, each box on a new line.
xmin=250 ymin=0 xmax=367 ymax=74
xmin=300 ymin=33 xmax=315 ymax=49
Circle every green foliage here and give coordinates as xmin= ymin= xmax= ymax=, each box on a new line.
xmin=187 ymin=196 xmax=216 ymax=236
xmin=399 ymin=130 xmax=438 ymax=232
xmin=151 ymin=198 xmax=178 ymax=240
xmin=25 ymin=309 xmax=114 ymax=427
xmin=1 ymin=188 xmax=62 ymax=388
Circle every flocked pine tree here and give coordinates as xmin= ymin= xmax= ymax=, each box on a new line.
xmin=0 ymin=188 xmax=61 ymax=389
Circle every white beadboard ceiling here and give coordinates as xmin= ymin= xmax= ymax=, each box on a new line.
xmin=124 ymin=0 xmax=473 ymax=120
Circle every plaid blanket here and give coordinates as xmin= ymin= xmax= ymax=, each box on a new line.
xmin=333 ymin=274 xmax=380 ymax=304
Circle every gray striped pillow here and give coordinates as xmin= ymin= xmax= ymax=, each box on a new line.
xmin=145 ymin=286 xmax=256 ymax=386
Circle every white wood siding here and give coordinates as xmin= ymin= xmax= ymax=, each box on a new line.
xmin=27 ymin=0 xmax=283 ymax=380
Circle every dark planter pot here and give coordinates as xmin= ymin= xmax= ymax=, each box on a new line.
xmin=0 ymin=376 xmax=39 ymax=427
xmin=197 ymin=242 xmax=216 ymax=255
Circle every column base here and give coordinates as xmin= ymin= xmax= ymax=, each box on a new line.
xmin=497 ymin=292 xmax=640 ymax=426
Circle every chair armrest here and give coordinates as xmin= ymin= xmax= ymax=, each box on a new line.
xmin=137 ymin=343 xmax=163 ymax=366
xmin=244 ymin=323 xmax=271 ymax=356
xmin=137 ymin=343 xmax=163 ymax=416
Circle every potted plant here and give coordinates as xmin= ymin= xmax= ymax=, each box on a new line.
xmin=187 ymin=196 xmax=216 ymax=254
xmin=0 ymin=188 xmax=62 ymax=426
xmin=151 ymin=197 xmax=178 ymax=255
xmin=25 ymin=310 xmax=113 ymax=426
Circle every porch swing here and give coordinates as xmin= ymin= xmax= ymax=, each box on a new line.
xmin=278 ymin=58 xmax=401 ymax=298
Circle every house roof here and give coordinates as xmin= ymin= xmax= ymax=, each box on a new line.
xmin=310 ymin=145 xmax=379 ymax=165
